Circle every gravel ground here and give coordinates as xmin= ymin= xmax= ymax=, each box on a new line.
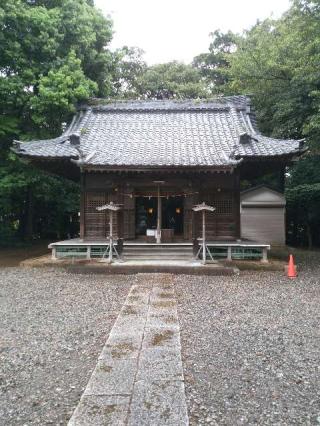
xmin=0 ymin=268 xmax=131 ymax=425
xmin=175 ymin=251 xmax=320 ymax=425
xmin=1 ymin=251 xmax=319 ymax=425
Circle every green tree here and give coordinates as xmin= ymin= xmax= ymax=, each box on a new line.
xmin=110 ymin=46 xmax=147 ymax=99
xmin=225 ymin=0 xmax=320 ymax=247
xmin=286 ymin=157 xmax=320 ymax=248
xmin=31 ymin=51 xmax=97 ymax=132
xmin=0 ymin=0 xmax=113 ymax=244
xmin=193 ymin=30 xmax=237 ymax=92
xmin=134 ymin=61 xmax=209 ymax=99
xmin=0 ymin=0 xmax=113 ymax=130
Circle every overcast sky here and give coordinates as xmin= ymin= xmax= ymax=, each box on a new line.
xmin=94 ymin=0 xmax=291 ymax=64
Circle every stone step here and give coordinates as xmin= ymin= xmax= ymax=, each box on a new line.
xmin=124 ymin=248 xmax=193 ymax=254
xmin=124 ymin=250 xmax=192 ymax=254
xmin=123 ymin=252 xmax=193 ymax=257
xmin=123 ymin=251 xmax=193 ymax=259
xmin=122 ymin=244 xmax=194 ymax=261
xmin=124 ymin=250 xmax=192 ymax=255
xmin=123 ymin=244 xmax=193 ymax=248
xmin=122 ymin=256 xmax=193 ymax=261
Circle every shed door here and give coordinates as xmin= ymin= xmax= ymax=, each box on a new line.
xmin=241 ymin=207 xmax=285 ymax=244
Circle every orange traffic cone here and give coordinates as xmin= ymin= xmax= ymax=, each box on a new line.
xmin=287 ymin=254 xmax=297 ymax=279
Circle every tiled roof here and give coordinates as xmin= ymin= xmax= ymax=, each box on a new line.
xmin=13 ymin=96 xmax=305 ymax=169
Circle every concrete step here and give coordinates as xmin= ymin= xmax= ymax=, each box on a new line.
xmin=123 ymin=248 xmax=193 ymax=252
xmin=123 ymin=255 xmax=194 ymax=261
xmin=124 ymin=256 xmax=193 ymax=261
xmin=124 ymin=246 xmax=192 ymax=250
xmin=123 ymin=252 xmax=193 ymax=259
xmin=123 ymin=247 xmax=192 ymax=253
xmin=124 ymin=250 xmax=192 ymax=255
xmin=123 ymin=245 xmax=192 ymax=249
xmin=123 ymin=251 xmax=193 ymax=257
xmin=122 ymin=244 xmax=194 ymax=261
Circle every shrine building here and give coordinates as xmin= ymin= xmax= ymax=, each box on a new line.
xmin=13 ymin=96 xmax=305 ymax=262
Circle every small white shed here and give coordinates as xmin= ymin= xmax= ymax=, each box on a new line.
xmin=240 ymin=185 xmax=286 ymax=245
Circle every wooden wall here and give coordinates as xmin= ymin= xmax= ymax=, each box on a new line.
xmin=196 ymin=172 xmax=240 ymax=241
xmin=84 ymin=191 xmax=119 ymax=240
xmin=80 ymin=171 xmax=240 ymax=241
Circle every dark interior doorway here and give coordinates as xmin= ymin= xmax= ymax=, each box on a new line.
xmin=135 ymin=197 xmax=157 ymax=235
xmin=162 ymin=196 xmax=184 ymax=235
xmin=135 ymin=195 xmax=184 ymax=237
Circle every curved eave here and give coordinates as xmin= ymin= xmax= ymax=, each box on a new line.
xmin=12 ymin=150 xmax=75 ymax=162
xmin=237 ymin=148 xmax=307 ymax=162
xmin=12 ymin=149 xmax=80 ymax=181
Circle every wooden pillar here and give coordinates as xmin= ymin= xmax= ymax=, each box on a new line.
xmin=80 ymin=172 xmax=85 ymax=240
xmin=202 ymin=210 xmax=206 ymax=264
xmin=109 ymin=210 xmax=113 ymax=262
xmin=234 ymin=170 xmax=241 ymax=240
xmin=184 ymin=187 xmax=197 ymax=241
xmin=156 ymin=184 xmax=162 ymax=243
xmin=123 ymin=187 xmax=135 ymax=239
xmin=189 ymin=187 xmax=199 ymax=241
xmin=116 ymin=184 xmax=124 ymax=239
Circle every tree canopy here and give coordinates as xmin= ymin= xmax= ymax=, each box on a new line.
xmin=132 ymin=61 xmax=209 ymax=100
xmin=104 ymin=57 xmax=210 ymax=100
xmin=0 ymin=0 xmax=113 ymax=244
xmin=193 ymin=30 xmax=237 ymax=92
xmin=219 ymin=0 xmax=320 ymax=247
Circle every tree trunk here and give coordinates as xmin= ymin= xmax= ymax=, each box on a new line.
xmin=306 ymin=222 xmax=313 ymax=249
xmin=24 ymin=186 xmax=33 ymax=241
xmin=279 ymin=166 xmax=285 ymax=192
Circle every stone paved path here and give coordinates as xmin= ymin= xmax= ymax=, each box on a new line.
xmin=68 ymin=274 xmax=189 ymax=425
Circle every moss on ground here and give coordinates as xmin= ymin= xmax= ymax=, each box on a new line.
xmin=151 ymin=330 xmax=174 ymax=346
